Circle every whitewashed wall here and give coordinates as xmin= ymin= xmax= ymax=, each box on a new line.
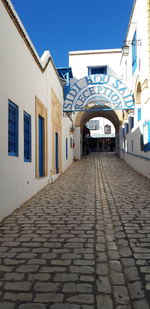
xmin=120 ymin=0 xmax=150 ymax=179
xmin=69 ymin=49 xmax=122 ymax=80
xmin=0 ymin=0 xmax=73 ymax=221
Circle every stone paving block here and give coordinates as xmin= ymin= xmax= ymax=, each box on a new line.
xmin=34 ymin=282 xmax=60 ymax=292
xmin=128 ymin=281 xmax=145 ymax=299
xmin=17 ymin=253 xmax=37 ymax=258
xmin=4 ymin=281 xmax=32 ymax=291
xmin=62 ymin=283 xmax=77 ymax=293
xmin=3 ymin=292 xmax=32 ymax=301
xmin=54 ymin=273 xmax=78 ymax=282
xmin=82 ymin=306 xmax=94 ymax=309
xmin=80 ymin=275 xmax=95 ymax=282
xmin=116 ymin=305 xmax=132 ymax=309
xmin=114 ymin=286 xmax=130 ymax=305
xmin=124 ymin=267 xmax=139 ymax=281
xmin=0 ymin=303 xmax=15 ymax=309
xmin=133 ymin=299 xmax=150 ymax=309
xmin=108 ymin=250 xmax=120 ymax=260
xmin=96 ymin=276 xmax=111 ymax=293
xmin=73 ymin=260 xmax=94 ymax=266
xmin=110 ymin=271 xmax=125 ymax=285
xmin=77 ymin=284 xmax=93 ymax=293
xmin=0 ymin=266 xmax=14 ymax=272
xmin=16 ymin=265 xmax=39 ymax=272
xmin=28 ymin=274 xmax=51 ymax=281
xmin=96 ymin=263 xmax=109 ymax=275
xmin=70 ymin=266 xmax=94 ymax=274
xmin=119 ymin=247 xmax=132 ymax=257
xmin=51 ymin=259 xmax=71 ymax=266
xmin=140 ymin=266 xmax=150 ymax=273
xmin=19 ymin=304 xmax=47 ymax=309
xmin=3 ymin=273 xmax=24 ymax=281
xmin=61 ymin=254 xmax=82 ymax=259
xmin=34 ymin=293 xmax=64 ymax=303
xmin=109 ymin=260 xmax=122 ymax=272
xmin=96 ymin=295 xmax=113 ymax=309
xmin=121 ymin=258 xmax=135 ymax=267
xmin=27 ymin=259 xmax=47 ymax=265
xmin=49 ymin=304 xmax=80 ymax=309
xmin=67 ymin=294 xmax=94 ymax=304
xmin=40 ymin=266 xmax=66 ymax=273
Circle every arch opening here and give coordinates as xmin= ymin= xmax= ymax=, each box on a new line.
xmin=74 ymin=104 xmax=122 ymax=159
xmin=83 ymin=116 xmax=116 ymax=154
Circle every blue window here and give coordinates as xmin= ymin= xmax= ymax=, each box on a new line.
xmin=132 ymin=32 xmax=137 ymax=74
xmin=8 ymin=100 xmax=18 ymax=156
xmin=66 ymin=138 xmax=68 ymax=160
xmin=137 ymin=108 xmax=141 ymax=121
xmin=125 ymin=123 xmax=129 ymax=135
xmin=129 ymin=116 xmax=134 ymax=130
xmin=24 ymin=112 xmax=31 ymax=162
xmin=88 ymin=66 xmax=107 ymax=75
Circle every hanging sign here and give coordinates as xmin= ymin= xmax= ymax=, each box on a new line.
xmin=63 ymin=74 xmax=134 ymax=112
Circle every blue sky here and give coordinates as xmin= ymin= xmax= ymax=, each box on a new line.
xmin=11 ymin=0 xmax=134 ymax=68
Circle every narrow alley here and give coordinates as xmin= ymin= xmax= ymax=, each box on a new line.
xmin=0 ymin=153 xmax=150 ymax=309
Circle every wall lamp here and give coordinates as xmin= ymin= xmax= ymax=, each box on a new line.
xmin=122 ymin=40 xmax=141 ymax=56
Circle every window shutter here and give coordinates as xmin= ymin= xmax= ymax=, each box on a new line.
xmin=8 ymin=100 xmax=18 ymax=156
xmin=24 ymin=112 xmax=31 ymax=161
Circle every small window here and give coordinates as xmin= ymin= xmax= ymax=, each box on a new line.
xmin=104 ymin=125 xmax=111 ymax=134
xmin=129 ymin=116 xmax=134 ymax=131
xmin=137 ymin=108 xmax=141 ymax=121
xmin=125 ymin=123 xmax=129 ymax=135
xmin=88 ymin=66 xmax=107 ymax=75
xmin=8 ymin=100 xmax=18 ymax=156
xmin=87 ymin=120 xmax=99 ymax=130
xmin=132 ymin=31 xmax=137 ymax=74
xmin=66 ymin=138 xmax=68 ymax=160
xmin=24 ymin=112 xmax=31 ymax=162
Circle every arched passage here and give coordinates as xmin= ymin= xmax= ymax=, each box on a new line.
xmin=73 ymin=105 xmax=123 ymax=159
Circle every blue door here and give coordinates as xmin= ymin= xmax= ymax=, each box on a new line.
xmin=39 ymin=115 xmax=44 ymax=177
xmin=55 ymin=132 xmax=59 ymax=173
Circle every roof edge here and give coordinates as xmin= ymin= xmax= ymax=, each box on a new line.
xmin=1 ymin=0 xmax=62 ymax=86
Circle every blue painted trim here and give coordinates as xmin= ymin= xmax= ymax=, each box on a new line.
xmin=39 ymin=115 xmax=44 ymax=177
xmin=24 ymin=111 xmax=31 ymax=162
xmin=137 ymin=108 xmax=141 ymax=121
xmin=66 ymin=138 xmax=68 ymax=160
xmin=121 ymin=149 xmax=150 ymax=161
xmin=143 ymin=121 xmax=150 ymax=152
xmin=8 ymin=100 xmax=19 ymax=157
xmin=88 ymin=66 xmax=107 ymax=75
xmin=132 ymin=31 xmax=137 ymax=74
xmin=55 ymin=132 xmax=59 ymax=173
xmin=64 ymin=107 xmax=134 ymax=112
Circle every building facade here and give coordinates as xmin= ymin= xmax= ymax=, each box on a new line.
xmin=120 ymin=0 xmax=150 ymax=178
xmin=0 ymin=0 xmax=150 ymax=221
xmin=0 ymin=0 xmax=74 ymax=221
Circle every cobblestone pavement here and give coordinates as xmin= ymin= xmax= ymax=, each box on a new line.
xmin=0 ymin=153 xmax=150 ymax=309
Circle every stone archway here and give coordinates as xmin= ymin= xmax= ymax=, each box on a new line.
xmin=73 ymin=105 xmax=123 ymax=159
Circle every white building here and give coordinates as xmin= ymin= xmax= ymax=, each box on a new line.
xmin=120 ymin=0 xmax=150 ymax=178
xmin=64 ymin=0 xmax=150 ymax=177
xmin=0 ymin=0 xmax=74 ymax=221
xmin=0 ymin=0 xmax=150 ymax=221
